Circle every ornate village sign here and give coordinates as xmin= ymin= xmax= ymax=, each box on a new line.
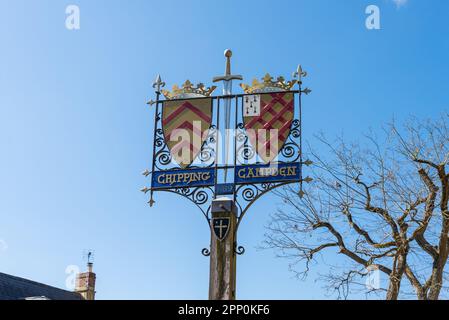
xmin=143 ymin=50 xmax=312 ymax=299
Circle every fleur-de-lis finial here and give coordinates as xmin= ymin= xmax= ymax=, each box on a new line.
xmin=152 ymin=74 xmax=166 ymax=94
xmin=293 ymin=65 xmax=307 ymax=82
xmin=148 ymin=194 xmax=155 ymax=207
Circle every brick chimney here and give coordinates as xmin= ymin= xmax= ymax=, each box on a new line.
xmin=75 ymin=262 xmax=96 ymax=300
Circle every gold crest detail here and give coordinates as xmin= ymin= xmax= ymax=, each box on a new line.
xmin=240 ymin=74 xmax=297 ymax=94
xmin=161 ymin=80 xmax=217 ymax=100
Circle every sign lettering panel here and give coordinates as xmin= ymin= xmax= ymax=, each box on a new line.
xmin=235 ymin=163 xmax=301 ymax=185
xmin=215 ymin=183 xmax=235 ymax=196
xmin=152 ymin=168 xmax=215 ymax=189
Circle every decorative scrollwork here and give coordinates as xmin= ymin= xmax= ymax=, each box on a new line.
xmin=235 ymin=245 xmax=245 ymax=255
xmin=235 ymin=182 xmax=292 ymax=231
xmin=236 ymin=123 xmax=256 ymax=165
xmin=290 ymin=119 xmax=300 ymax=138
xmin=155 ymin=148 xmax=172 ymax=167
xmin=202 ymin=248 xmax=210 ymax=257
xmin=198 ymin=125 xmax=217 ymax=165
xmin=153 ymin=113 xmax=217 ymax=170
xmin=278 ymin=119 xmax=301 ymax=163
xmin=235 ymin=117 xmax=300 ymax=165
xmin=174 ymin=187 xmax=211 ymax=208
xmin=240 ymin=183 xmax=275 ymax=203
xmin=153 ymin=112 xmax=174 ymax=171
xmin=176 ymin=187 xmax=209 ymax=206
xmin=241 ymin=187 xmax=256 ymax=202
xmin=163 ymin=186 xmax=213 ymax=223
xmin=281 ymin=144 xmax=295 ymax=158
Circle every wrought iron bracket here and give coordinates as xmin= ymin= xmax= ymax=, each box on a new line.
xmin=202 ymin=248 xmax=211 ymax=257
xmin=234 ymin=243 xmax=245 ymax=256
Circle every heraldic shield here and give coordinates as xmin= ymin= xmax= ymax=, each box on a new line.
xmin=211 ymin=217 xmax=230 ymax=241
xmin=243 ymin=92 xmax=294 ymax=163
xmin=162 ymin=98 xmax=213 ymax=168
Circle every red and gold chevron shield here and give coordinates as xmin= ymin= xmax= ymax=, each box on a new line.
xmin=244 ymin=92 xmax=294 ymax=163
xmin=162 ymin=98 xmax=212 ymax=168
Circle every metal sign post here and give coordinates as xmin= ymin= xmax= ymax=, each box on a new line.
xmin=143 ymin=50 xmax=312 ymax=300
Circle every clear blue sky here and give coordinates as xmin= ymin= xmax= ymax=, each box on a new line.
xmin=0 ymin=0 xmax=448 ymax=299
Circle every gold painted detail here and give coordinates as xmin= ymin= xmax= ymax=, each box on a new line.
xmin=161 ymin=80 xmax=217 ymax=100
xmin=237 ymin=165 xmax=298 ymax=180
xmin=156 ymin=171 xmax=212 ymax=186
xmin=240 ymin=74 xmax=297 ymax=94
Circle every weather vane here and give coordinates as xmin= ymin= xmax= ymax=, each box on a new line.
xmin=82 ymin=249 xmax=95 ymax=265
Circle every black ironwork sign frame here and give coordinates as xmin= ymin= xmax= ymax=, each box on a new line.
xmin=142 ymin=61 xmax=312 ymax=255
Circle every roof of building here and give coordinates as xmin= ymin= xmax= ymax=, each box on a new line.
xmin=0 ymin=272 xmax=83 ymax=300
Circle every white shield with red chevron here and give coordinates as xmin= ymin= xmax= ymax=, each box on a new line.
xmin=243 ymin=92 xmax=294 ymax=163
xmin=162 ymin=98 xmax=212 ymax=168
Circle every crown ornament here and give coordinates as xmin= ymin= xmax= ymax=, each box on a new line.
xmin=240 ymin=74 xmax=297 ymax=94
xmin=161 ymin=80 xmax=217 ymax=100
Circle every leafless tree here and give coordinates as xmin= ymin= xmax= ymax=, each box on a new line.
xmin=264 ymin=114 xmax=449 ymax=300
